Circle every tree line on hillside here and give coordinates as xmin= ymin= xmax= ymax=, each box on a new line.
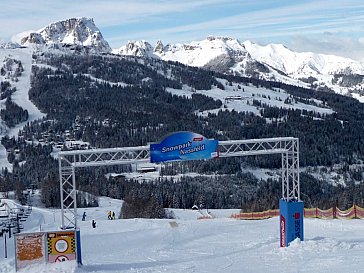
xmin=1 ymin=52 xmax=364 ymax=213
xmin=0 ymin=97 xmax=28 ymax=127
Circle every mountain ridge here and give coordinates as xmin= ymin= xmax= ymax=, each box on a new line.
xmin=8 ymin=17 xmax=364 ymax=102
xmin=113 ymin=37 xmax=364 ymax=100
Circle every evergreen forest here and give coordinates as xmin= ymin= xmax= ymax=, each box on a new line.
xmin=1 ymin=52 xmax=364 ymax=215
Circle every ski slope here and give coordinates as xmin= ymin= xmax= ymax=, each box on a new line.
xmin=166 ymin=80 xmax=334 ymax=118
xmin=0 ymin=47 xmax=46 ymax=171
xmin=0 ymin=195 xmax=363 ymax=273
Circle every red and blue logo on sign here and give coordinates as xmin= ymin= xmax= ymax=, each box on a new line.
xmin=293 ymin=212 xmax=301 ymax=239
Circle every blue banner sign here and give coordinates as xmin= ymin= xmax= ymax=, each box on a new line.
xmin=279 ymin=199 xmax=304 ymax=247
xmin=150 ymin=132 xmax=219 ymax=163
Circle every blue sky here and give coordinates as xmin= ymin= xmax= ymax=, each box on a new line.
xmin=1 ymin=0 xmax=364 ymax=60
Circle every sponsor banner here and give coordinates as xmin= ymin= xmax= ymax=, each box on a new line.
xmin=279 ymin=199 xmax=304 ymax=247
xmin=15 ymin=232 xmax=46 ymax=271
xmin=150 ymin=132 xmax=218 ymax=163
xmin=47 ymin=230 xmax=76 ymax=263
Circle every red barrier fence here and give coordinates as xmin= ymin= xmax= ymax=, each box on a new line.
xmin=231 ymin=209 xmax=280 ymax=220
xmin=231 ymin=205 xmax=364 ymax=220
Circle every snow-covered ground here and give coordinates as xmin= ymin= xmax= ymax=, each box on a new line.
xmin=0 ymin=195 xmax=364 ymax=273
xmin=167 ymin=80 xmax=334 ymax=118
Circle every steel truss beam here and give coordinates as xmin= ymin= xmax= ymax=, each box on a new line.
xmin=218 ymin=137 xmax=300 ymax=201
xmin=58 ymin=137 xmax=299 ymax=229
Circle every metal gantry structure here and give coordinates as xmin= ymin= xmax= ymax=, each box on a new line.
xmin=58 ymin=137 xmax=299 ymax=229
xmin=218 ymin=137 xmax=300 ymax=202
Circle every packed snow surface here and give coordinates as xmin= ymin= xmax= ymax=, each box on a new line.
xmin=0 ymin=195 xmax=363 ymax=272
xmin=166 ymin=80 xmax=334 ymax=117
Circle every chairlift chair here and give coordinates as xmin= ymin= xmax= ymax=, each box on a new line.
xmin=0 ymin=201 xmax=10 ymax=218
xmin=0 ymin=210 xmax=9 ymax=218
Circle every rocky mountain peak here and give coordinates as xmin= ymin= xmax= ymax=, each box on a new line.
xmin=19 ymin=17 xmax=111 ymax=52
xmin=21 ymin=32 xmax=45 ymax=45
xmin=206 ymin=36 xmax=235 ymax=42
xmin=154 ymin=40 xmax=164 ymax=53
xmin=113 ymin=40 xmax=154 ymax=57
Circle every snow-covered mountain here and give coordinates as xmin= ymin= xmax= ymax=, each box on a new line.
xmin=114 ymin=37 xmax=364 ymax=101
xmin=5 ymin=16 xmax=364 ymax=100
xmin=243 ymin=40 xmax=364 ymax=76
xmin=113 ymin=36 xmax=265 ymax=75
xmin=115 ymin=40 xmax=155 ymax=57
xmin=243 ymin=40 xmax=364 ymax=97
xmin=116 ymin=36 xmax=250 ymax=66
xmin=0 ymin=42 xmax=22 ymax=49
xmin=9 ymin=16 xmax=364 ymax=100
xmin=19 ymin=17 xmax=111 ymax=52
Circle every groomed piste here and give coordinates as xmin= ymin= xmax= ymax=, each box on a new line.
xmin=0 ymin=193 xmax=364 ymax=273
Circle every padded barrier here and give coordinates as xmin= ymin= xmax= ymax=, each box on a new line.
xmin=231 ymin=205 xmax=364 ymax=220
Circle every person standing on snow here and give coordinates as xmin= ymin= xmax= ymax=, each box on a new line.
xmin=82 ymin=211 xmax=86 ymax=221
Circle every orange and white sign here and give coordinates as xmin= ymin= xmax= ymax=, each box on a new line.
xmin=15 ymin=232 xmax=46 ymax=270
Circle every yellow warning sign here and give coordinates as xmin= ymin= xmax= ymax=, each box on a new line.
xmin=47 ymin=231 xmax=76 ymax=255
